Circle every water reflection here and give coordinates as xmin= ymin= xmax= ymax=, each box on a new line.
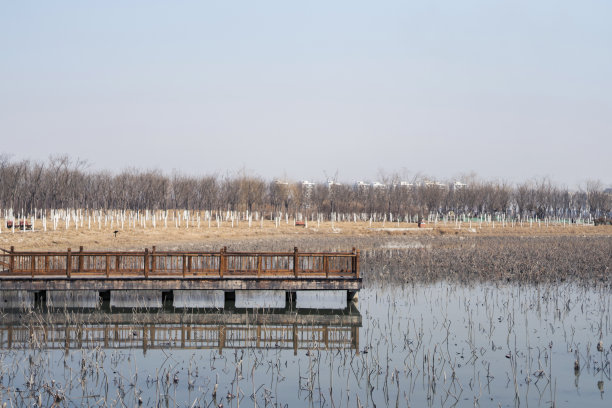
xmin=0 ymin=302 xmax=361 ymax=355
xmin=0 ymin=282 xmax=609 ymax=407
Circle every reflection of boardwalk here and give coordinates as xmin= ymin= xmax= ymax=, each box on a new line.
xmin=0 ymin=309 xmax=361 ymax=355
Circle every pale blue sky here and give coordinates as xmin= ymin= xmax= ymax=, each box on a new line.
xmin=1 ymin=1 xmax=610 ymax=186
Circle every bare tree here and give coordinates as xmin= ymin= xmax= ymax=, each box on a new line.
xmin=586 ymin=180 xmax=610 ymax=218
xmin=0 ymin=155 xmax=608 ymax=222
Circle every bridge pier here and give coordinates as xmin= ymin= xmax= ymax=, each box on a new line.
xmin=0 ymin=288 xmax=360 ymax=310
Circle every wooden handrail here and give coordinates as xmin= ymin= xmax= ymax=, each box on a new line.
xmin=0 ymin=250 xmax=356 ymax=257
xmin=1 ymin=247 xmax=360 ymax=279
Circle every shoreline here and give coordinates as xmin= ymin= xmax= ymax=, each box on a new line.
xmin=0 ymin=221 xmax=610 ymax=252
xmin=1 ymin=222 xmax=609 ymax=285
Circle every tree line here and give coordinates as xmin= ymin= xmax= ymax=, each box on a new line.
xmin=0 ymin=155 xmax=610 ymax=220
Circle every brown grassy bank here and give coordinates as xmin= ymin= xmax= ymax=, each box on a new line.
xmin=1 ymin=222 xmax=609 ymax=284
xmin=1 ymin=220 xmax=610 ymax=251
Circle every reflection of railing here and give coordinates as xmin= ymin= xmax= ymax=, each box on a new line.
xmin=0 ymin=246 xmax=359 ymax=279
xmin=0 ymin=312 xmax=361 ymax=355
xmin=0 ymin=324 xmax=358 ymax=354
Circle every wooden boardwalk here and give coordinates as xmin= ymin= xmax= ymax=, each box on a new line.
xmin=0 ymin=247 xmax=361 ymax=293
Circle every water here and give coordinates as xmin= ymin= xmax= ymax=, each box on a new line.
xmin=0 ymin=282 xmax=610 ymax=407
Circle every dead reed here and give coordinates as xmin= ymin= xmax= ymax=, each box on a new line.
xmin=362 ymin=235 xmax=611 ymax=285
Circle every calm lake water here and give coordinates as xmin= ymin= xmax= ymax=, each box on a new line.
xmin=1 ymin=281 xmax=610 ymax=407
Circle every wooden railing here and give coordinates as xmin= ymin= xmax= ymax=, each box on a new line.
xmin=0 ymin=246 xmax=360 ymax=279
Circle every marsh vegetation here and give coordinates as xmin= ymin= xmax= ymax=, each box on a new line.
xmin=0 ymin=276 xmax=610 ymax=407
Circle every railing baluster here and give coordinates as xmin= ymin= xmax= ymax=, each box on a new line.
xmin=326 ymin=255 xmax=331 ymax=278
xmin=144 ymin=248 xmax=149 ymax=278
xmin=9 ymin=246 xmax=14 ymax=274
xmin=219 ymin=247 xmax=226 ymax=278
xmin=66 ymin=248 xmax=72 ymax=278
xmin=151 ymin=246 xmax=156 ymax=274
xmin=257 ymin=255 xmax=262 ymax=277
xmin=78 ymin=246 xmax=84 ymax=273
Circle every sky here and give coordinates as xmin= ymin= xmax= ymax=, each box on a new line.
xmin=1 ymin=1 xmax=610 ymax=187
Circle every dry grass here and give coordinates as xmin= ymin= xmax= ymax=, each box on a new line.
xmin=364 ymin=235 xmax=612 ymax=284
xmin=1 ymin=219 xmax=609 ymax=284
xmin=0 ymin=218 xmax=610 ymax=251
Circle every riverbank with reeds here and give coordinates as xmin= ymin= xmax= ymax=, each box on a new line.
xmin=2 ymin=222 xmax=609 ymax=284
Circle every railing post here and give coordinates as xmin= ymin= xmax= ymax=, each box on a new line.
xmin=188 ymin=255 xmax=192 ymax=275
xmin=144 ymin=248 xmax=149 ymax=278
xmin=66 ymin=248 xmax=72 ymax=278
xmin=182 ymin=255 xmax=187 ymax=278
xmin=78 ymin=246 xmax=84 ymax=273
xmin=151 ymin=246 xmax=156 ymax=274
xmin=105 ymin=255 xmax=110 ymax=278
xmin=219 ymin=247 xmax=226 ymax=278
xmin=9 ymin=246 xmax=14 ymax=274
xmin=44 ymin=255 xmax=49 ymax=274
xmin=293 ymin=247 xmax=299 ymax=278
xmin=355 ymin=249 xmax=360 ymax=279
xmin=116 ymin=255 xmax=121 ymax=274
xmin=257 ymin=255 xmax=262 ymax=277
xmin=31 ymin=255 xmax=35 ymax=278
xmin=324 ymin=255 xmax=329 ymax=278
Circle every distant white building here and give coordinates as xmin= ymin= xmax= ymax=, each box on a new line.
xmin=355 ymin=181 xmax=390 ymax=190
xmin=424 ymin=180 xmax=447 ymax=189
xmin=301 ymin=180 xmax=315 ymax=204
xmin=453 ymin=181 xmax=467 ymax=190
xmin=356 ymin=181 xmax=370 ymax=192
xmin=396 ymin=181 xmax=414 ymax=190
